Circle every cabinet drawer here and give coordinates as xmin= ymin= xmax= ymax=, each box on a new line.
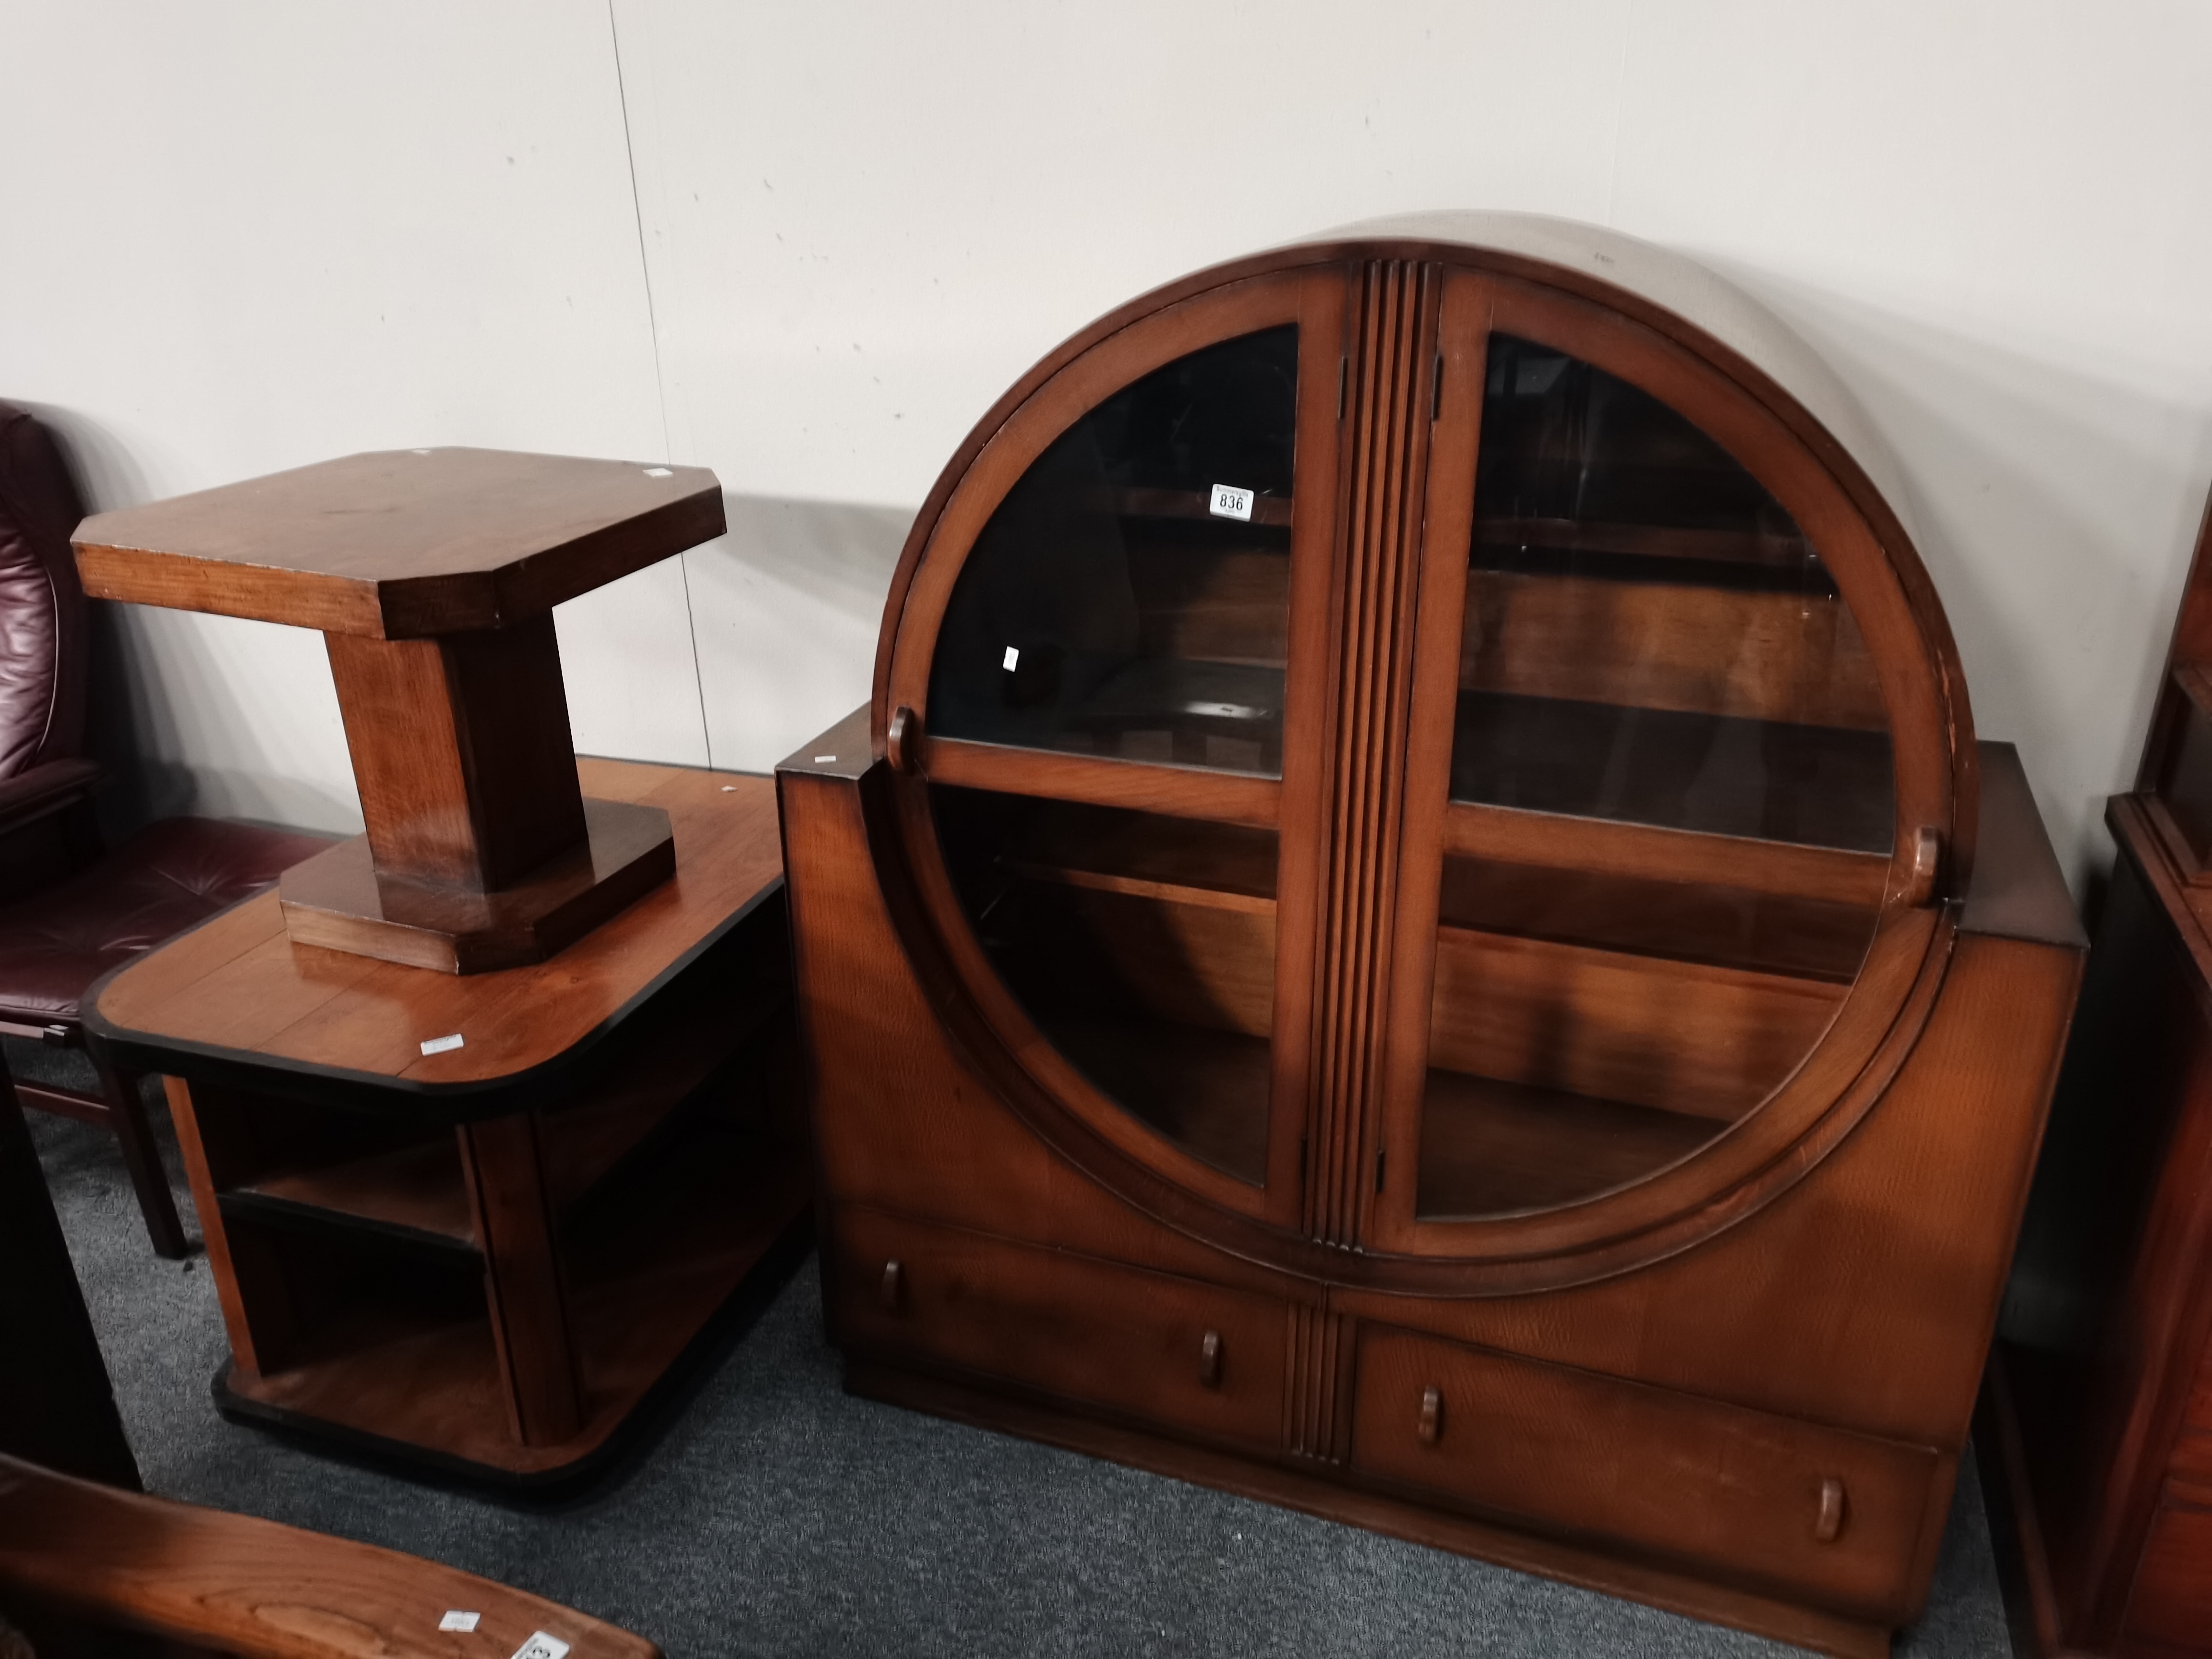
xmin=1351 ymin=1323 xmax=1940 ymax=1616
xmin=831 ymin=1208 xmax=1286 ymax=1454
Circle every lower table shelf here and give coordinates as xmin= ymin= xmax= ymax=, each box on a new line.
xmin=216 ymin=1128 xmax=810 ymax=1484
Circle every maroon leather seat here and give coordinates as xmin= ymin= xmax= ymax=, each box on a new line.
xmin=0 ymin=401 xmax=331 ymax=1256
xmin=0 ymin=817 xmax=326 ymax=1026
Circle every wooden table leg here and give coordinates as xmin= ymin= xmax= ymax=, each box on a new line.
xmin=93 ymin=1056 xmax=186 ymax=1260
xmin=459 ymin=1113 xmax=580 ymax=1448
xmin=164 ymin=1080 xmax=297 ymax=1379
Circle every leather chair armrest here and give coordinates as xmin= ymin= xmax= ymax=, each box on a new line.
xmin=0 ymin=1453 xmax=661 ymax=1659
xmin=0 ymin=758 xmax=102 ymax=836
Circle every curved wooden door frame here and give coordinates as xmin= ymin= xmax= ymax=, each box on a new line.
xmin=863 ymin=232 xmax=1981 ymax=1296
xmin=1366 ymin=269 xmax=1970 ymax=1269
xmin=882 ymin=268 xmax=1349 ymax=1226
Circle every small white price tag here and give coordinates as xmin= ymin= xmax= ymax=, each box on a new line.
xmin=510 ymin=1635 xmax=571 ymax=1659
xmin=1208 ymin=483 xmax=1254 ymax=522
xmin=420 ymin=1033 xmax=465 ymax=1056
xmin=813 ymin=755 xmax=837 ymax=763
xmin=440 ymin=1611 xmax=481 ymax=1633
xmin=643 ymin=466 xmax=673 ymax=477
xmin=1002 ymin=645 xmax=1021 ymax=671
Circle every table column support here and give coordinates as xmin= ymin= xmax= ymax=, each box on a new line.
xmin=460 ymin=1112 xmax=582 ymax=1448
xmin=326 ymin=614 xmax=588 ymax=890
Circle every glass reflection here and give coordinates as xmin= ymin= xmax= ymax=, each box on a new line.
xmin=929 ymin=326 xmax=1298 ymax=775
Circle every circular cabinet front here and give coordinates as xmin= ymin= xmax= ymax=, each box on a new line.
xmin=876 ymin=235 xmax=1971 ymax=1293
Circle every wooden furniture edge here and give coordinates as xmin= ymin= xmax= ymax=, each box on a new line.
xmin=73 ymin=456 xmax=724 ymax=641
xmin=2110 ymin=792 xmax=2212 ymax=1014
xmin=845 ymin=1358 xmax=1892 ymax=1659
xmin=82 ymin=874 xmax=786 ymax=1122
xmin=0 ymin=1451 xmax=661 ymax=1657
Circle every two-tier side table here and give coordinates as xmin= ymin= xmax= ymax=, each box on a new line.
xmin=74 ymin=449 xmax=809 ymax=1486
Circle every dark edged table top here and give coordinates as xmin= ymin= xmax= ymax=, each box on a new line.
xmin=73 ymin=448 xmax=724 ymax=639
xmin=86 ymin=760 xmax=781 ymax=1118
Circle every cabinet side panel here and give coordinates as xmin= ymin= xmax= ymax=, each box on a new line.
xmin=781 ymin=768 xmax=1061 ymax=1247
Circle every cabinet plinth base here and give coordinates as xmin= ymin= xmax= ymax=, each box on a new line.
xmin=277 ymin=798 xmax=675 ymax=974
xmin=844 ymin=1357 xmax=1892 ymax=1659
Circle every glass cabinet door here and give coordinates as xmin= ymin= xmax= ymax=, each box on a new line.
xmin=919 ymin=316 xmax=1318 ymax=1198
xmin=1405 ymin=326 xmax=1896 ymax=1222
xmin=928 ymin=325 xmax=1299 ymax=775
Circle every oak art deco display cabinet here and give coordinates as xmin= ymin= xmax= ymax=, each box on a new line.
xmin=778 ymin=214 xmax=2084 ymax=1656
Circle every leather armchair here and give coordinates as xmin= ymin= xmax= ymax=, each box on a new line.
xmin=0 ymin=403 xmax=327 ymax=1257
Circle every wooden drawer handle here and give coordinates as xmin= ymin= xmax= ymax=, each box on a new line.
xmin=1815 ymin=1476 xmax=1847 ymax=1543
xmin=1418 ymin=1385 xmax=1443 ymax=1446
xmin=1200 ymin=1330 xmax=1222 ymax=1388
xmin=879 ymin=1259 xmax=903 ymax=1312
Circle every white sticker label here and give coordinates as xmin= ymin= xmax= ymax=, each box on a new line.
xmin=1002 ymin=646 xmax=1020 ymax=671
xmin=1208 ymin=483 xmax=1253 ymax=522
xmin=511 ymin=1636 xmax=570 ymax=1659
xmin=813 ymin=755 xmax=837 ymax=764
xmin=440 ymin=1611 xmax=481 ymax=1633
xmin=643 ymin=466 xmax=673 ymax=478
xmin=420 ymin=1033 xmax=465 ymax=1056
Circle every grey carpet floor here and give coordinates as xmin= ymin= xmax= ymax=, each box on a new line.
xmin=17 ymin=1049 xmax=2013 ymax=1659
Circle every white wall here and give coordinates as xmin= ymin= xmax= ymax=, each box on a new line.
xmin=5 ymin=1 xmax=2209 ymax=896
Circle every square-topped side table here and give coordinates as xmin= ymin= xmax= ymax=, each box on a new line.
xmin=74 ymin=446 xmax=728 ymax=973
xmin=72 ymin=451 xmax=810 ymax=1486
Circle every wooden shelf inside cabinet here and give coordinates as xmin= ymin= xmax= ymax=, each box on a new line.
xmin=1434 ymin=849 xmax=1878 ymax=983
xmin=1448 ymin=691 xmax=1897 ymax=856
xmin=222 ymin=1139 xmax=476 ymax=1256
xmin=84 ymin=761 xmax=808 ymax=1489
xmin=1472 ymin=516 xmax=1815 ymax=574
xmin=1443 ymin=796 xmax=1890 ymax=909
xmin=998 ymin=798 xmax=1280 ymax=915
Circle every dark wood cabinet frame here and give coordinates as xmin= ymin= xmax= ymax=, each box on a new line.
xmin=793 ymin=216 xmax=2080 ymax=1656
